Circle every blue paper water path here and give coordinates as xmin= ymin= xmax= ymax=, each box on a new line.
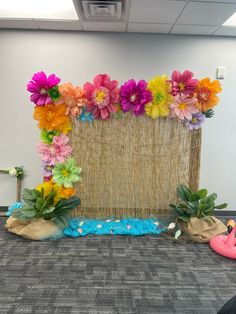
xmin=64 ymin=218 xmax=166 ymax=237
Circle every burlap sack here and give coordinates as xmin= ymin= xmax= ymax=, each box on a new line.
xmin=5 ymin=216 xmax=64 ymax=241
xmin=180 ymin=216 xmax=227 ymax=243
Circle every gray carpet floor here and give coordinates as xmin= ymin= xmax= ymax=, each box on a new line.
xmin=0 ymin=217 xmax=235 ymax=314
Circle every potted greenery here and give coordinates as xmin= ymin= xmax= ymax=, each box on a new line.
xmin=6 ymin=187 xmax=80 ymax=240
xmin=170 ymin=185 xmax=227 ymax=242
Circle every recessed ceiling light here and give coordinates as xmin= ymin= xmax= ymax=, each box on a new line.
xmin=0 ymin=0 xmax=78 ymax=20
xmin=223 ymin=12 xmax=236 ymax=27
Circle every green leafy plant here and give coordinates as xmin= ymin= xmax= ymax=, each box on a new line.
xmin=170 ymin=184 xmax=227 ymax=223
xmin=13 ymin=188 xmax=80 ymax=227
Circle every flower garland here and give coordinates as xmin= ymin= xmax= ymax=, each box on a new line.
xmin=27 ymin=70 xmax=222 ymax=197
xmin=0 ymin=167 xmax=24 ymax=179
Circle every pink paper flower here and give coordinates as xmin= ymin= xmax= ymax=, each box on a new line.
xmin=37 ymin=134 xmax=72 ymax=166
xmin=171 ymin=70 xmax=198 ymax=96
xmin=27 ymin=71 xmax=61 ymax=106
xmin=83 ymin=74 xmax=119 ymax=120
xmin=170 ymin=94 xmax=199 ymax=120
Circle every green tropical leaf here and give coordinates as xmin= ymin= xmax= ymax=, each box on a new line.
xmin=43 ymin=206 xmax=55 ymax=214
xmin=22 ymin=188 xmax=37 ymax=204
xmin=176 ymin=185 xmax=191 ymax=201
xmin=178 ymin=214 xmax=190 ymax=222
xmin=197 ymin=189 xmax=208 ymax=199
xmin=214 ymin=203 xmax=227 ymax=209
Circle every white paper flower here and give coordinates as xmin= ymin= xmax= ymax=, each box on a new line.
xmin=9 ymin=168 xmax=17 ymax=177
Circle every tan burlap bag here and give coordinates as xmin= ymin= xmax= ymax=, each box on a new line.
xmin=5 ymin=216 xmax=63 ymax=240
xmin=180 ymin=216 xmax=227 ymax=243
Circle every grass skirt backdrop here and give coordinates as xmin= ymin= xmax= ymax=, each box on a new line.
xmin=70 ymin=114 xmax=201 ymax=218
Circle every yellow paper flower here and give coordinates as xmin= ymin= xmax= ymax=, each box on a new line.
xmin=33 ymin=104 xmax=72 ymax=134
xmin=36 ymin=181 xmax=54 ymax=197
xmin=145 ymin=75 xmax=173 ymax=119
xmin=195 ymin=78 xmax=222 ymax=112
xmin=36 ymin=181 xmax=76 ymax=204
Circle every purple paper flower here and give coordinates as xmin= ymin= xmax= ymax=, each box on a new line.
xmin=120 ymin=79 xmax=152 ymax=116
xmin=42 ymin=163 xmax=54 ymax=177
xmin=185 ymin=112 xmax=205 ymax=130
xmin=27 ymin=71 xmax=61 ymax=106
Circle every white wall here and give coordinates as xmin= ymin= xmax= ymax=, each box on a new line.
xmin=0 ymin=30 xmax=235 ymax=208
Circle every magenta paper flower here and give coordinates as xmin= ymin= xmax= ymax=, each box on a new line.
xmin=120 ymin=79 xmax=152 ymax=116
xmin=171 ymin=70 xmax=198 ymax=96
xmin=27 ymin=71 xmax=61 ymax=106
xmin=83 ymin=74 xmax=119 ymax=120
xmin=37 ymin=133 xmax=72 ymax=166
xmin=170 ymin=94 xmax=199 ymax=120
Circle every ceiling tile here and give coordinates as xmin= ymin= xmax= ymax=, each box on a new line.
xmin=171 ymin=24 xmax=218 ymax=35
xmin=177 ymin=2 xmax=236 ymax=25
xmin=81 ymin=21 xmax=126 ymax=32
xmin=213 ymin=26 xmax=236 ymax=36
xmin=128 ymin=23 xmax=172 ymax=33
xmin=129 ymin=0 xmax=186 ymax=24
xmin=35 ymin=20 xmax=81 ymax=30
xmin=192 ymin=0 xmax=236 ymax=3
xmin=0 ymin=18 xmax=38 ymax=29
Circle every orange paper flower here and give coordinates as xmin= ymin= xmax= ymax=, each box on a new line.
xmin=33 ymin=104 xmax=72 ymax=134
xmin=195 ymin=78 xmax=222 ymax=112
xmin=58 ymin=82 xmax=88 ymax=117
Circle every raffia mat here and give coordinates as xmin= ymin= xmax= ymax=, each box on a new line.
xmin=69 ymin=113 xmax=201 ymax=218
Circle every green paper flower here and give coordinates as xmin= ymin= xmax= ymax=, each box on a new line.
xmin=52 ymin=158 xmax=82 ymax=188
xmin=40 ymin=129 xmax=60 ymax=144
xmin=48 ymin=86 xmax=60 ymax=102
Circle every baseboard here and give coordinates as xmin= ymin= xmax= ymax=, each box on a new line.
xmin=215 ymin=209 xmax=236 ymax=216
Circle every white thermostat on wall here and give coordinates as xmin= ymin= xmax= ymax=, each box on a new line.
xmin=216 ymin=66 xmax=227 ymax=79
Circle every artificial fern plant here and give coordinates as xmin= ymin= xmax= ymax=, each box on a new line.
xmin=170 ymin=184 xmax=227 ymax=223
xmin=13 ymin=188 xmax=80 ymax=227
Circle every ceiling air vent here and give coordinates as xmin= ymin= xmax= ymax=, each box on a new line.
xmin=82 ymin=0 xmax=122 ymax=20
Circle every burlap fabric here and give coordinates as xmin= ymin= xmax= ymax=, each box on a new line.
xmin=180 ymin=216 xmax=227 ymax=243
xmin=5 ymin=216 xmax=64 ymax=241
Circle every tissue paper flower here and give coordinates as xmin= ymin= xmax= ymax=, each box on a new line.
xmin=40 ymin=129 xmax=60 ymax=144
xmin=52 ymin=158 xmax=82 ymax=188
xmin=33 ymin=104 xmax=72 ymax=134
xmin=83 ymin=74 xmax=119 ymax=120
xmin=37 ymin=134 xmax=72 ymax=166
xmin=55 ymin=185 xmax=76 ymax=200
xmin=145 ymin=75 xmax=173 ymax=119
xmin=27 ymin=71 xmax=60 ymax=106
xmin=185 ymin=112 xmax=205 ymax=130
xmin=120 ymin=79 xmax=152 ymax=116
xmin=58 ymin=82 xmax=88 ymax=117
xmin=42 ymin=163 xmax=54 ymax=177
xmin=195 ymin=78 xmax=222 ymax=112
xmin=77 ymin=106 xmax=94 ymax=122
xmin=170 ymin=94 xmax=199 ymax=120
xmin=36 ymin=181 xmax=76 ymax=203
xmin=171 ymin=70 xmax=198 ymax=96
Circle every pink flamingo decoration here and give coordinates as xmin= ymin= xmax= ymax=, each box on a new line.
xmin=210 ymin=219 xmax=236 ymax=259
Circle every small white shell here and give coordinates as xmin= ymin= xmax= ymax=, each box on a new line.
xmin=97 ymin=224 xmax=102 ymax=229
xmin=154 ymin=221 xmax=160 ymax=226
xmin=168 ymin=222 xmax=176 ymax=230
xmin=79 ymin=221 xmax=84 ymax=226
xmin=174 ymin=229 xmax=182 ymax=239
